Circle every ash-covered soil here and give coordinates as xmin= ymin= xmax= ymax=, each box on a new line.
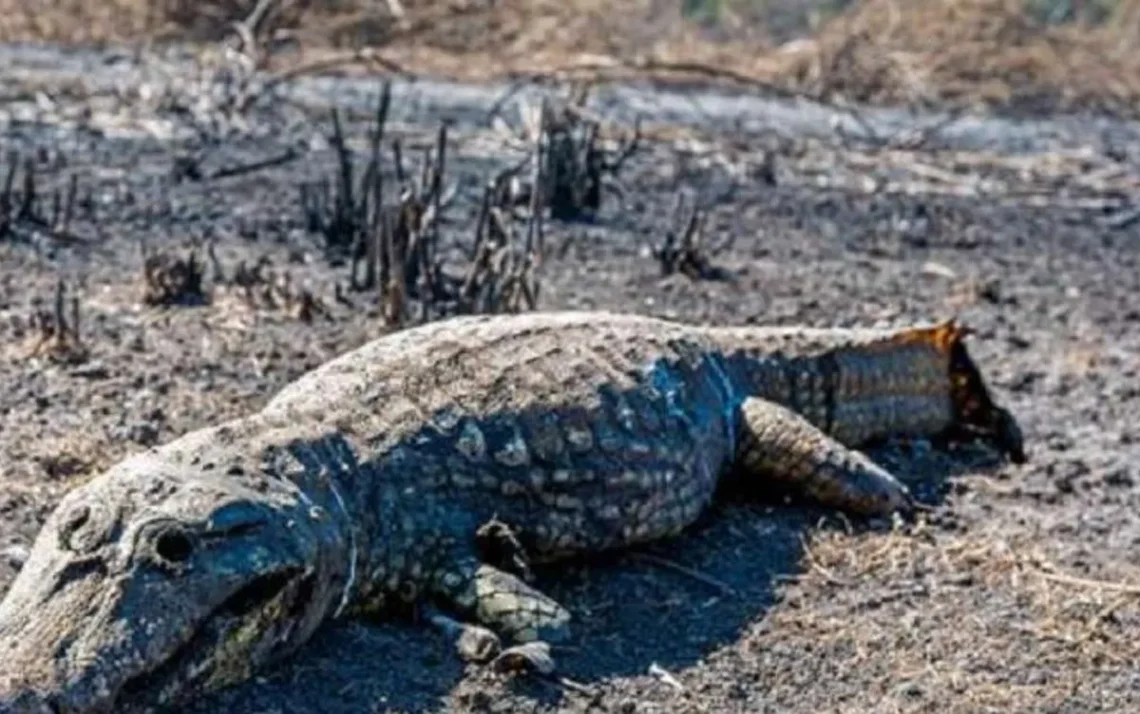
xmin=2 ymin=45 xmax=1140 ymax=714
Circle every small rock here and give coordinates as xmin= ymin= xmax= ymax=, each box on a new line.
xmin=978 ymin=278 xmax=1004 ymax=304
xmin=1103 ymin=468 xmax=1134 ymax=488
xmin=1 ymin=544 xmax=29 ymax=569
xmin=895 ymin=680 xmax=924 ymax=698
xmin=111 ymin=421 xmax=160 ymax=446
xmin=920 ymin=261 xmax=957 ymax=279
xmin=69 ymin=362 xmax=110 ymax=380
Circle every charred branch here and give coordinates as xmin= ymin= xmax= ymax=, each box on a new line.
xmin=532 ymin=90 xmax=641 ymax=222
xmin=171 ymin=148 xmax=299 ymax=183
xmin=300 ymin=83 xmax=393 ymax=257
xmin=140 ymin=246 xmax=209 ymax=307
xmin=299 ymin=82 xmax=544 ymax=331
xmin=0 ymin=152 xmax=85 ymax=246
xmin=25 ymin=279 xmax=88 ymax=364
xmin=203 ymin=249 xmax=332 ymax=323
xmin=651 ymin=194 xmax=734 ymax=282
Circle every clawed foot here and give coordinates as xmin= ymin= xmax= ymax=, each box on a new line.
xmin=426 ymin=608 xmax=502 ymax=662
xmin=491 ymin=641 xmax=556 ymax=675
xmin=425 ymin=608 xmax=557 ymax=675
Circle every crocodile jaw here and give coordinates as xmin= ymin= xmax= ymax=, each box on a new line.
xmin=111 ymin=565 xmax=319 ymax=712
xmin=0 ymin=459 xmax=344 ymax=714
xmin=0 ymin=563 xmax=315 ymax=714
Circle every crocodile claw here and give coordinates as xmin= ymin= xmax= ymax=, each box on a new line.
xmin=492 ymin=641 xmax=556 ymax=676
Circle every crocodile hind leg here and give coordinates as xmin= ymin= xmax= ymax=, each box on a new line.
xmin=735 ymin=396 xmax=915 ymax=517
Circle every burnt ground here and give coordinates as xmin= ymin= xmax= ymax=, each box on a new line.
xmin=2 ymin=43 xmax=1140 ymax=714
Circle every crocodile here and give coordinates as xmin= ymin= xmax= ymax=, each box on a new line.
xmin=0 ymin=310 xmax=1026 ymax=714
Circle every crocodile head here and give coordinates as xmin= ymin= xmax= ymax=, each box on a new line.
xmin=0 ymin=449 xmax=350 ymax=714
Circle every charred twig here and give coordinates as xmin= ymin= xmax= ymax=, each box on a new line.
xmin=300 ymin=83 xmax=542 ymax=330
xmin=140 ymin=246 xmax=209 ymax=307
xmin=516 ymin=88 xmax=641 ymax=222
xmin=302 ymin=84 xmax=392 ymax=260
xmin=171 ymin=148 xmax=299 ymax=183
xmin=1 ymin=152 xmax=84 ymax=246
xmin=211 ymin=149 xmax=300 ymax=181
xmin=650 ymin=194 xmax=734 ymax=282
xmin=524 ymin=104 xmax=546 ymax=260
xmin=629 ymin=551 xmax=737 ymax=598
xmin=25 ymin=280 xmax=88 ymax=364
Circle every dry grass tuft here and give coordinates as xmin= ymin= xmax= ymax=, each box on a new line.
xmin=768 ymin=518 xmax=1140 ymax=711
xmin=214 ymin=254 xmax=332 ymax=323
xmin=774 ymin=0 xmax=1140 ymax=115
xmin=4 ymin=428 xmax=126 ymax=489
xmin=649 ymin=193 xmax=735 ymax=282
xmin=20 ymin=280 xmax=89 ymax=364
xmin=141 ymin=248 xmax=210 ymax=307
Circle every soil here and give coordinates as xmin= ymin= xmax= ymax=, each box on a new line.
xmin=2 ymin=40 xmax=1140 ymax=714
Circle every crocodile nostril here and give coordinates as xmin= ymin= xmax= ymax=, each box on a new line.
xmin=56 ymin=505 xmax=91 ymax=553
xmin=154 ymin=530 xmax=193 ymax=563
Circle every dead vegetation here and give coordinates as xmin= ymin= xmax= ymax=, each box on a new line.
xmin=487 ymin=85 xmax=644 ymax=221
xmin=219 ymin=252 xmax=331 ymax=323
xmin=772 ymin=518 xmax=1140 ymax=710
xmin=455 ymin=162 xmax=542 ymax=318
xmin=141 ymin=247 xmax=210 ymax=306
xmin=19 ymin=280 xmax=89 ymax=364
xmin=530 ymin=87 xmax=641 ymax=222
xmin=138 ymin=243 xmax=333 ymax=322
xmin=5 ymin=0 xmax=1140 ymax=118
xmin=649 ymin=193 xmax=734 ymax=282
xmin=299 ymin=81 xmax=564 ymax=329
xmin=775 ymin=0 xmax=1140 ymax=115
xmin=0 ymin=152 xmax=85 ymax=247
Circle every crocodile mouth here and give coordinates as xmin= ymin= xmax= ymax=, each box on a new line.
xmin=116 ymin=566 xmax=314 ymax=710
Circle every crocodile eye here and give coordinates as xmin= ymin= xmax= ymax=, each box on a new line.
xmin=154 ymin=529 xmax=194 ymax=563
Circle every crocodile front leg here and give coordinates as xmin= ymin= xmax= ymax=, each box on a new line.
xmin=430 ymin=553 xmax=572 ymax=652
xmin=735 ymin=396 xmax=915 ymax=517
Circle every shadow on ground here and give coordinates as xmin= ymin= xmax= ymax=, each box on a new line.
xmin=182 ymin=441 xmax=1008 ymax=714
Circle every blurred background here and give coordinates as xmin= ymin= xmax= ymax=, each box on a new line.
xmin=2 ymin=0 xmax=1140 ymax=116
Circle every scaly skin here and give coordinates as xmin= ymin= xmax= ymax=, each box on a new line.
xmin=0 ymin=311 xmax=1025 ymax=714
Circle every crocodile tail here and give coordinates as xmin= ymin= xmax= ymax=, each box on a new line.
xmin=882 ymin=318 xmax=967 ymax=353
xmin=889 ymin=319 xmax=1025 ymax=464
